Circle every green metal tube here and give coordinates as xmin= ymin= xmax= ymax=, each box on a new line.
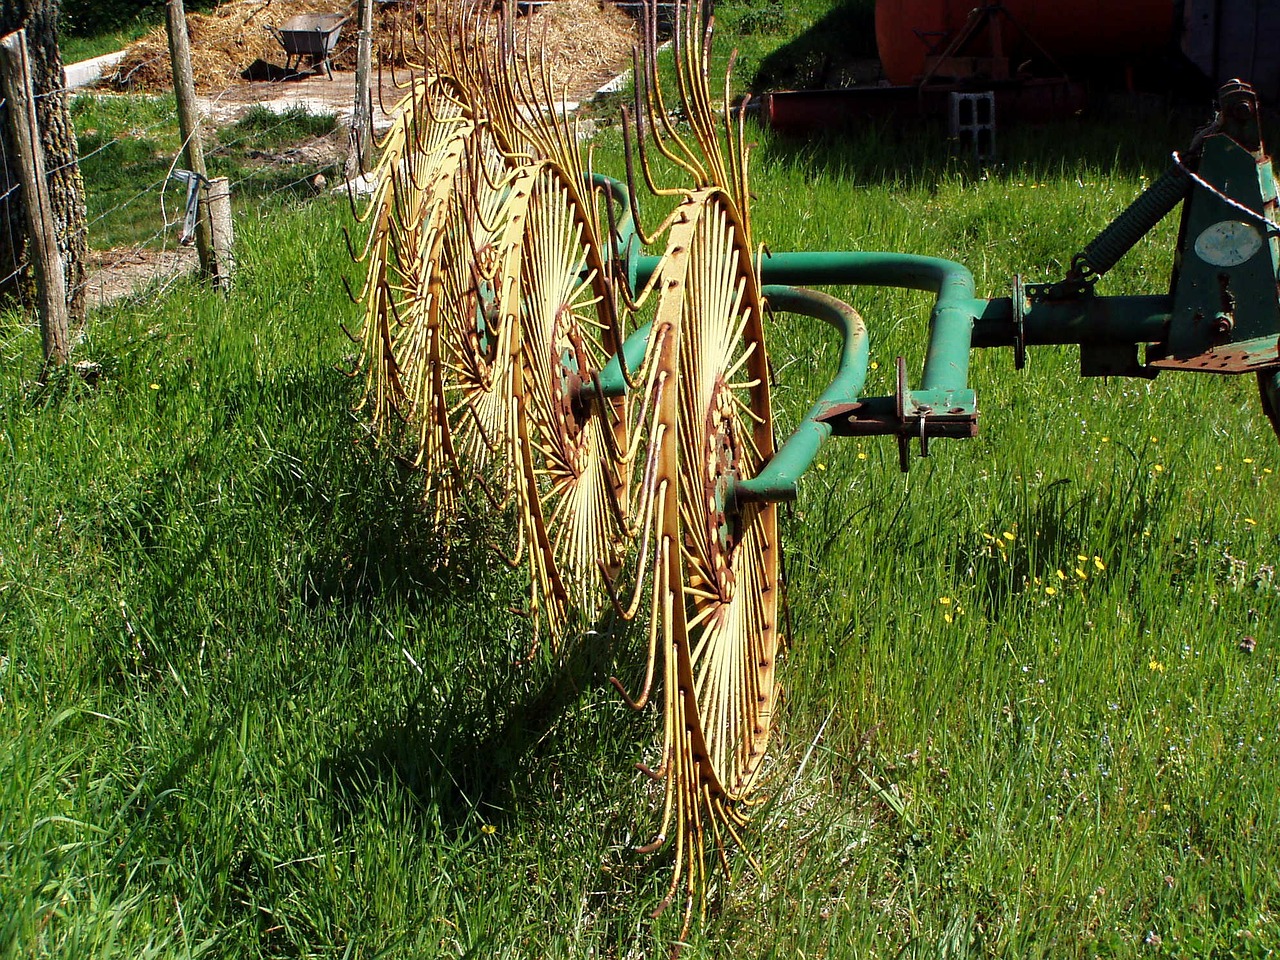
xmin=594 ymin=321 xmax=651 ymax=398
xmin=734 ymin=286 xmax=870 ymax=503
xmin=635 ymin=254 xmax=663 ymax=287
xmin=972 ymin=295 xmax=1171 ymax=347
xmin=749 ymin=251 xmax=978 ymax=392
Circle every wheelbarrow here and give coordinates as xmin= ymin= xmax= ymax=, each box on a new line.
xmin=266 ymin=13 xmax=348 ymax=79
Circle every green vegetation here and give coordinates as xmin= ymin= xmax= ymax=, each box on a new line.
xmin=3 ymin=5 xmax=1277 ymax=957
xmin=713 ymin=0 xmax=878 ymax=93
xmin=60 ymin=18 xmax=156 ymax=66
xmin=72 ymin=95 xmax=341 ymax=249
xmin=59 ymin=0 xmax=214 ymax=45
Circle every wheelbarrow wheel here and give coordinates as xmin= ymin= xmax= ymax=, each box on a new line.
xmin=630 ymin=188 xmax=779 ymax=925
xmin=513 ymin=162 xmax=633 ymax=640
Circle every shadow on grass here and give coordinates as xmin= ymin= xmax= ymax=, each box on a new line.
xmin=321 ymin=606 xmax=647 ymax=836
xmin=750 ymin=0 xmax=878 ymax=95
xmin=750 ymin=103 xmax=1211 ymax=190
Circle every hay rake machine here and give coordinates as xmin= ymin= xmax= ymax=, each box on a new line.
xmin=350 ymin=0 xmax=1280 ymax=938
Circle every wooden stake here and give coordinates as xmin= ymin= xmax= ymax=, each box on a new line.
xmin=346 ymin=0 xmax=374 ymax=181
xmin=207 ymin=176 xmax=233 ymax=291
xmin=165 ymin=0 xmax=213 ymax=279
xmin=0 ymin=29 xmax=68 ymax=372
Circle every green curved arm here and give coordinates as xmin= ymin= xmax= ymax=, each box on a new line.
xmin=733 ymin=285 xmax=869 ymax=504
xmin=749 ymin=251 xmax=978 ymax=393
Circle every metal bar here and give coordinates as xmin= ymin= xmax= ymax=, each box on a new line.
xmin=973 ymin=294 xmax=1171 ymax=347
xmin=734 ymin=286 xmax=869 ymax=503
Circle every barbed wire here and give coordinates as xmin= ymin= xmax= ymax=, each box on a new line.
xmin=1 ymin=77 xmax=364 ymax=314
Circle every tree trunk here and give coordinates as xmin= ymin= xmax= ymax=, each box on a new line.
xmin=0 ymin=0 xmax=88 ymax=323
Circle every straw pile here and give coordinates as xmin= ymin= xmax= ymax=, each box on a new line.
xmin=110 ymin=0 xmax=351 ymax=91
xmin=109 ymin=0 xmax=637 ymax=96
xmin=512 ymin=0 xmax=637 ymax=94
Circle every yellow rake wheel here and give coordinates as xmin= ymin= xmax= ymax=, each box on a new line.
xmin=431 ymin=132 xmax=539 ymax=515
xmin=638 ymin=188 xmax=780 ymax=927
xmin=357 ymin=76 xmax=472 ymax=438
xmin=515 ymin=163 xmax=632 ymax=639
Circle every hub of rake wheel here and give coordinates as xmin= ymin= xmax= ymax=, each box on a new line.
xmin=705 ymin=376 xmax=744 ymax=573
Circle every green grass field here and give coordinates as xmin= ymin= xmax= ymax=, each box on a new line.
xmin=3 ymin=5 xmax=1279 ymax=957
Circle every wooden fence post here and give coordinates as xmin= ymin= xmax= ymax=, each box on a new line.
xmin=346 ymin=0 xmax=373 ymax=181
xmin=0 ymin=28 xmax=68 ymax=372
xmin=207 ymin=176 xmax=233 ymax=290
xmin=165 ymin=0 xmax=214 ymax=280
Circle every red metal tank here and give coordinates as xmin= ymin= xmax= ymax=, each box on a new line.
xmin=875 ymin=0 xmax=1178 ymax=86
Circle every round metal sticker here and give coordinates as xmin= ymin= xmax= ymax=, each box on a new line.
xmin=1194 ymin=220 xmax=1263 ymax=267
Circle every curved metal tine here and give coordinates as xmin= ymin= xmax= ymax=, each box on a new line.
xmin=722 ymin=51 xmax=748 ymax=211
xmin=380 ymin=291 xmax=411 ymax=396
xmin=641 ymin=0 xmax=709 ymax=186
xmin=584 ymin=166 xmax=632 ymax=352
xmin=399 ymin=0 xmax=424 ymax=67
xmin=340 ymin=224 xmax=369 ymax=269
xmin=671 ymin=0 xmax=727 ymax=193
xmin=470 ymin=151 xmax=515 ymax=238
xmin=603 ymin=448 xmax=670 ymax=711
xmin=350 ymin=115 xmax=405 ymax=226
xmin=621 ymin=102 xmax=673 ymax=240
xmin=587 ymin=171 xmax=662 ymax=399
xmin=628 ymin=51 xmax=688 ymax=201
xmin=531 ymin=16 xmax=579 ymax=174
xmin=507 ymin=12 xmax=553 ymax=157
xmin=608 ymin=394 xmax=667 ymax=621
xmin=691 ymin=0 xmax=730 ymax=185
xmin=610 ymin=464 xmax=672 ymax=704
xmin=737 ymin=95 xmax=755 ymax=242
xmin=386 ymin=160 xmax=420 ymax=235
xmin=340 ymin=270 xmax=365 ymax=312
xmin=481 ymin=16 xmax=529 ymax=159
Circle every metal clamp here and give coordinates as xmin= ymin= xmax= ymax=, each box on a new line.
xmin=168 ymin=168 xmax=209 ymax=246
xmin=1011 ymin=273 xmax=1026 ymax=370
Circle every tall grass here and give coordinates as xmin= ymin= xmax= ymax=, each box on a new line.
xmin=3 ymin=104 xmax=1278 ymax=958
